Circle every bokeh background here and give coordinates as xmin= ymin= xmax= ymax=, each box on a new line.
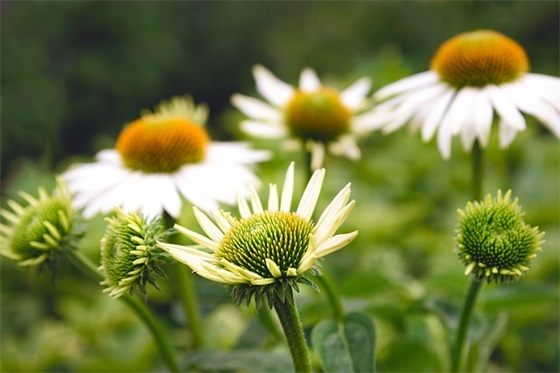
xmin=1 ymin=1 xmax=558 ymax=372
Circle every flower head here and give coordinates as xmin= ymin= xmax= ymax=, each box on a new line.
xmin=63 ymin=96 xmax=270 ymax=219
xmin=232 ymin=65 xmax=377 ymax=170
xmin=455 ymin=190 xmax=544 ymax=284
xmin=360 ymin=29 xmax=560 ymax=159
xmin=99 ymin=208 xmax=170 ymax=298
xmin=0 ymin=178 xmax=82 ymax=267
xmin=158 ymin=162 xmax=357 ymax=306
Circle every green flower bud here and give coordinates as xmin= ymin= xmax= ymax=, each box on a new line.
xmin=0 ymin=178 xmax=81 ymax=267
xmin=99 ymin=208 xmax=170 ymax=298
xmin=455 ymin=190 xmax=545 ymax=284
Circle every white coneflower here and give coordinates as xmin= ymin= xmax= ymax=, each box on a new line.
xmin=359 ymin=29 xmax=559 ymax=159
xmin=63 ymin=96 xmax=270 ymax=218
xmin=158 ymin=162 xmax=357 ymax=306
xmin=232 ymin=65 xmax=376 ymax=170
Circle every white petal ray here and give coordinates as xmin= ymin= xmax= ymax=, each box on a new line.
xmin=437 ymin=88 xmax=475 ymax=159
xmin=471 ymin=88 xmax=494 ymax=147
xmin=253 ymin=64 xmax=295 ymax=107
xmin=328 ymin=135 xmax=361 ymax=160
xmin=315 ymin=198 xmax=355 ymax=245
xmin=280 ymin=162 xmax=295 ymax=212
xmin=306 ymin=141 xmax=325 ymax=170
xmin=296 ymin=168 xmax=325 ymax=221
xmin=157 ymin=242 xmax=217 ymax=270
xmin=498 ymin=118 xmax=521 ymax=148
xmin=211 ymin=210 xmax=233 ymax=233
xmin=374 ymin=71 xmax=439 ymax=100
xmin=315 ymin=231 xmax=358 ymax=258
xmin=299 ymin=68 xmax=322 ymax=92
xmin=487 ymin=85 xmax=526 ymax=131
xmin=237 ymin=193 xmax=252 ymax=218
xmin=315 ymin=183 xmax=351 ymax=230
xmin=231 ymin=94 xmax=282 ymax=121
xmin=174 ymin=170 xmax=220 ymax=212
xmin=268 ymin=184 xmax=279 ymax=212
xmin=240 ymin=120 xmax=288 ymax=138
xmin=193 ymin=207 xmax=224 ymax=243
xmin=421 ymin=88 xmax=455 ymax=142
xmin=249 ymin=186 xmax=264 ymax=214
xmin=201 ymin=262 xmax=249 ymax=284
xmin=522 ymin=73 xmax=560 ymax=110
xmin=340 ymin=77 xmax=371 ymax=110
xmin=205 ymin=142 xmax=271 ymax=164
xmin=174 ymin=224 xmax=219 ymax=251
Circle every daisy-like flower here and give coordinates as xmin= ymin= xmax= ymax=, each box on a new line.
xmin=63 ymin=96 xmax=270 ymax=219
xmin=456 ymin=190 xmax=544 ymax=284
xmin=99 ymin=208 xmax=170 ymax=298
xmin=232 ymin=65 xmax=376 ymax=170
xmin=0 ymin=178 xmax=82 ymax=267
xmin=157 ymin=162 xmax=357 ymax=306
xmin=360 ymin=29 xmax=560 ymax=159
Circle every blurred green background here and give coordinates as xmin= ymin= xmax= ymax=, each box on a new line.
xmin=1 ymin=1 xmax=558 ymax=372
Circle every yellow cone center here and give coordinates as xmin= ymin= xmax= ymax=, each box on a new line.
xmin=431 ymin=30 xmax=529 ymax=87
xmin=285 ymin=88 xmax=351 ymax=142
xmin=116 ymin=117 xmax=209 ymax=173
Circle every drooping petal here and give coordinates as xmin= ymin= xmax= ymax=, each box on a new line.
xmin=487 ymin=84 xmax=526 ymax=131
xmin=373 ymin=71 xmax=439 ymax=101
xmin=306 ymin=141 xmax=325 ymax=170
xmin=340 ymin=77 xmax=371 ymax=110
xmin=420 ymin=88 xmax=455 ymax=142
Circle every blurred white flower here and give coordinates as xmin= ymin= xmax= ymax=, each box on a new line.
xmin=358 ymin=29 xmax=560 ymax=159
xmin=232 ymin=65 xmax=377 ymax=170
xmin=63 ymin=96 xmax=270 ymax=218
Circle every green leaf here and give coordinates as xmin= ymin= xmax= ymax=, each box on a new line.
xmin=311 ymin=312 xmax=376 ymax=372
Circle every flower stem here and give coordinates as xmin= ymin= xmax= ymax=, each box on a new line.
xmin=65 ymin=250 xmax=180 ymax=372
xmin=472 ymin=140 xmax=483 ymax=201
xmin=273 ymin=291 xmax=312 ymax=373
xmin=163 ymin=212 xmax=205 ymax=349
xmin=451 ymin=277 xmax=484 ymax=372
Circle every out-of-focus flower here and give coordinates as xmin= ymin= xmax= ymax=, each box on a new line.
xmin=63 ymin=96 xmax=270 ymax=218
xmin=360 ymin=29 xmax=560 ymax=158
xmin=0 ymin=178 xmax=82 ymax=267
xmin=232 ymin=65 xmax=377 ymax=170
xmin=99 ymin=208 xmax=170 ymax=298
xmin=455 ymin=190 xmax=544 ymax=284
xmin=158 ymin=162 xmax=357 ymax=306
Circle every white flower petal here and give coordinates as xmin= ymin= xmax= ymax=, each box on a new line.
xmin=299 ymin=68 xmax=322 ymax=92
xmin=340 ymin=77 xmax=371 ymax=110
xmin=498 ymin=117 xmax=521 ymax=148
xmin=237 ymin=192 xmax=252 ymax=218
xmin=249 ymin=186 xmax=264 ymax=214
xmin=306 ymin=141 xmax=325 ymax=170
xmin=471 ymin=88 xmax=494 ymax=147
xmin=315 ymin=231 xmax=358 ymax=258
xmin=328 ymin=135 xmax=361 ymax=161
xmin=280 ymin=162 xmax=295 ymax=212
xmin=231 ymin=94 xmax=282 ymax=121
xmin=487 ymin=85 xmax=526 ymax=131
xmin=174 ymin=224 xmax=219 ymax=251
xmin=373 ymin=71 xmax=439 ymax=101
xmin=253 ymin=64 xmax=295 ymax=107
xmin=268 ymin=184 xmax=279 ymax=212
xmin=205 ymin=142 xmax=271 ymax=164
xmin=437 ymin=88 xmax=475 ymax=159
xmin=421 ymin=88 xmax=455 ymax=142
xmin=241 ymin=120 xmax=288 ymax=139
xmin=211 ymin=210 xmax=233 ymax=233
xmin=296 ymin=167 xmax=325 ymax=221
xmin=193 ymin=207 xmax=224 ymax=243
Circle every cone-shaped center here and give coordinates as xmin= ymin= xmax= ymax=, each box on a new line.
xmin=101 ymin=216 xmax=140 ymax=286
xmin=217 ymin=211 xmax=313 ymax=278
xmin=285 ymin=87 xmax=351 ymax=142
xmin=116 ymin=117 xmax=209 ymax=173
xmin=431 ymin=30 xmax=529 ymax=87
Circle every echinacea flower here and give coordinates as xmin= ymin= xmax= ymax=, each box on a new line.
xmin=99 ymin=208 xmax=170 ymax=298
xmin=63 ymin=96 xmax=270 ymax=219
xmin=360 ymin=29 xmax=560 ymax=159
xmin=0 ymin=178 xmax=82 ymax=267
xmin=232 ymin=65 xmax=376 ymax=170
xmin=158 ymin=162 xmax=357 ymax=306
xmin=456 ymin=190 xmax=544 ymax=284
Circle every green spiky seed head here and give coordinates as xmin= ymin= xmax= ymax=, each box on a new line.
xmin=455 ymin=190 xmax=544 ymax=284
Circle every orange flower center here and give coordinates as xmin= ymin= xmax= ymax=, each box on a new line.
xmin=285 ymin=87 xmax=351 ymax=142
xmin=116 ymin=117 xmax=209 ymax=173
xmin=431 ymin=29 xmax=529 ymax=87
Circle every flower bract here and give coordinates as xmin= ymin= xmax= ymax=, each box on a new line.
xmin=63 ymin=96 xmax=270 ymax=218
xmin=158 ymin=162 xmax=357 ymax=306
xmin=232 ymin=65 xmax=378 ymax=170
xmin=359 ymin=29 xmax=560 ymax=159
xmin=99 ymin=208 xmax=170 ymax=298
xmin=455 ymin=190 xmax=545 ymax=284
xmin=0 ymin=178 xmax=81 ymax=267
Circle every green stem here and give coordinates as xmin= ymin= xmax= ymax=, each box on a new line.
xmin=163 ymin=212 xmax=205 ymax=349
xmin=451 ymin=277 xmax=484 ymax=372
xmin=273 ymin=291 xmax=312 ymax=373
xmin=472 ymin=140 xmax=483 ymax=201
xmin=66 ymin=250 xmax=180 ymax=372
